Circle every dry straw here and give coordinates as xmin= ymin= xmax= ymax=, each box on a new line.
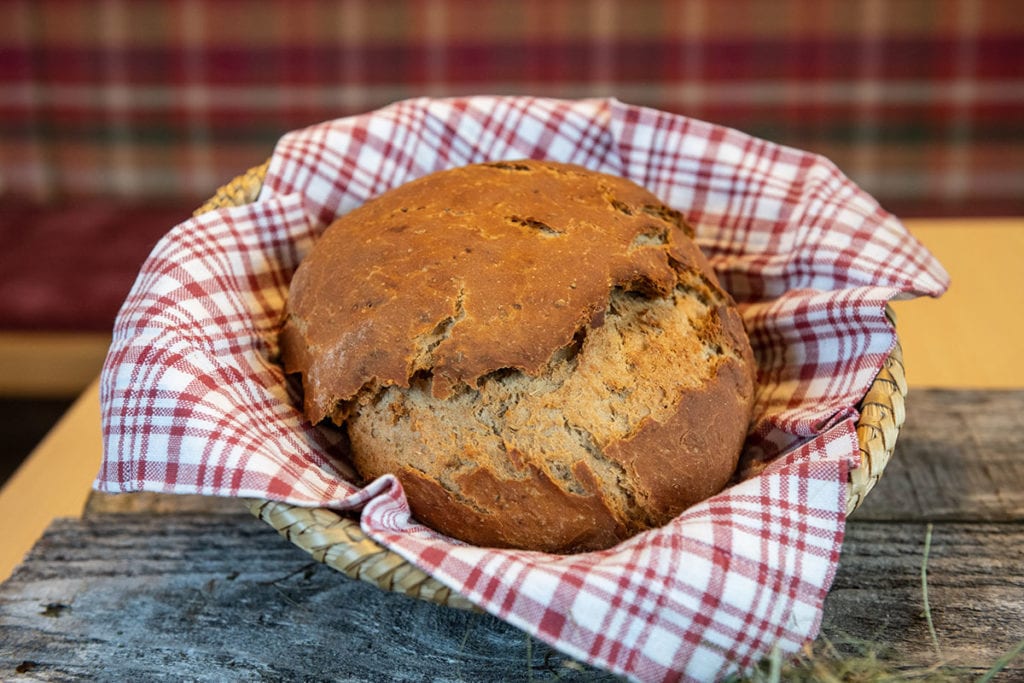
xmin=196 ymin=162 xmax=907 ymax=611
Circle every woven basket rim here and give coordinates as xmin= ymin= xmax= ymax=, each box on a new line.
xmin=195 ymin=161 xmax=907 ymax=610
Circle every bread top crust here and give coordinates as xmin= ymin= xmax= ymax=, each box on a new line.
xmin=280 ymin=160 xmax=720 ymax=425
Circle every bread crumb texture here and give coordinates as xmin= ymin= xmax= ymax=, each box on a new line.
xmin=280 ymin=160 xmax=755 ymax=553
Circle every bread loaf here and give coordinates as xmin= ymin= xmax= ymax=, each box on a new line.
xmin=280 ymin=160 xmax=756 ymax=553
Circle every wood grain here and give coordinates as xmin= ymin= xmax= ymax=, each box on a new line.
xmin=0 ymin=514 xmax=613 ymax=682
xmin=824 ymin=522 xmax=1024 ymax=674
xmin=853 ymin=389 xmax=1024 ymax=522
xmin=1 ymin=515 xmax=1020 ymax=680
xmin=1 ymin=388 xmax=1022 ymax=680
xmin=820 ymin=389 xmax=1024 ymax=678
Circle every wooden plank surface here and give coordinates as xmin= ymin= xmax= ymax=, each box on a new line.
xmin=853 ymin=389 xmax=1024 ymax=522
xmin=823 ymin=522 xmax=1024 ymax=676
xmin=0 ymin=513 xmax=614 ymax=682
xmin=1 ymin=389 xmax=1022 ymax=680
xmin=819 ymin=388 xmax=1024 ymax=678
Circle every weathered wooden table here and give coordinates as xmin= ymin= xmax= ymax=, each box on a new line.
xmin=1 ymin=389 xmax=1021 ymax=681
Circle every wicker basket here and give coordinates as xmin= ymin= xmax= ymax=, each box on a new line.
xmin=196 ymin=163 xmax=907 ymax=612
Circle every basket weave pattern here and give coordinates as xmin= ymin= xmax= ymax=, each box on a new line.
xmin=199 ymin=164 xmax=907 ymax=609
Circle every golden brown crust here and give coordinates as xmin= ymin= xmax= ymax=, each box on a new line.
xmin=280 ymin=160 xmax=707 ymax=422
xmin=602 ymin=357 xmax=754 ymax=529
xmin=281 ymin=160 xmax=757 ymax=553
xmin=398 ymin=458 xmax=632 ymax=554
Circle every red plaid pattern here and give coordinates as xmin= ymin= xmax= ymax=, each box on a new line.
xmin=97 ymin=97 xmax=949 ymax=681
xmin=3 ymin=0 xmax=1023 ymax=217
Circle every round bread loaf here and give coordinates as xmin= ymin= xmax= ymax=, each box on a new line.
xmin=280 ymin=160 xmax=756 ymax=553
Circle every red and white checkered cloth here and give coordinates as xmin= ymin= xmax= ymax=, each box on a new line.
xmin=97 ymin=96 xmax=949 ymax=682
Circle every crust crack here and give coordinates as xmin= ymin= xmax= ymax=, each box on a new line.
xmin=564 ymin=419 xmax=645 ymax=527
xmin=507 ymin=215 xmax=564 ymax=236
xmin=409 ymin=284 xmax=467 ymax=376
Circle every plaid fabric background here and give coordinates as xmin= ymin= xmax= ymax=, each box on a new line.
xmin=3 ymin=0 xmax=1022 ymax=217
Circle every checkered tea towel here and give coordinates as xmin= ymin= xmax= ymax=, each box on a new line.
xmin=97 ymin=96 xmax=949 ymax=682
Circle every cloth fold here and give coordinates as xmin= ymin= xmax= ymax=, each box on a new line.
xmin=97 ymin=96 xmax=949 ymax=682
